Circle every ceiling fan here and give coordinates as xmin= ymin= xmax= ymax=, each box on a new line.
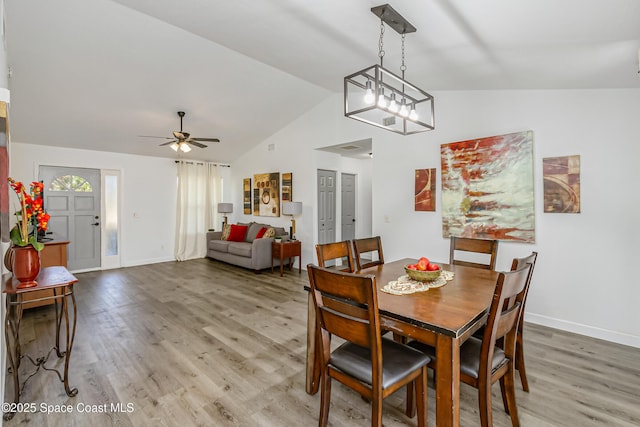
xmin=141 ymin=111 xmax=220 ymax=153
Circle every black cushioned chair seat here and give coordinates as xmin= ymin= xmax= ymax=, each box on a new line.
xmin=409 ymin=337 xmax=507 ymax=379
xmin=330 ymin=337 xmax=430 ymax=389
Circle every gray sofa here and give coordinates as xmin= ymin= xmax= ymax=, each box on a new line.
xmin=206 ymin=222 xmax=289 ymax=271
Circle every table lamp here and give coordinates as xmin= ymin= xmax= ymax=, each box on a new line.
xmin=218 ymin=203 xmax=233 ymax=229
xmin=282 ymin=201 xmax=302 ymax=240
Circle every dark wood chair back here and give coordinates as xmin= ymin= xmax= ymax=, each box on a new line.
xmin=406 ymin=263 xmax=531 ymax=426
xmin=352 ymin=236 xmax=385 ymax=271
xmin=308 ymin=264 xmax=430 ymax=426
xmin=449 ymin=236 xmax=499 ymax=270
xmin=315 ymin=241 xmax=355 ymax=272
xmin=510 ymin=251 xmax=538 ymax=392
xmin=308 ymin=265 xmax=380 ymax=353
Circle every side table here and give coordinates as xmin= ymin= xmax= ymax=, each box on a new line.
xmin=2 ymin=266 xmax=79 ymax=421
xmin=271 ymin=240 xmax=302 ymax=277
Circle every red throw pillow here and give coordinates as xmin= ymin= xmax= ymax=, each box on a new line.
xmin=255 ymin=227 xmax=268 ymax=239
xmin=227 ymin=224 xmax=248 ymax=242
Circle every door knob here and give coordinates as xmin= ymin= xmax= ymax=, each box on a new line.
xmin=92 ymin=222 xmax=100 ymax=226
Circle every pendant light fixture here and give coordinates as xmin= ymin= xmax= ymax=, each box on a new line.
xmin=344 ymin=4 xmax=434 ymax=135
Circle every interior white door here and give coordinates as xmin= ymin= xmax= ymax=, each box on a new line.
xmin=317 ymin=169 xmax=336 ymax=246
xmin=39 ymin=166 xmax=101 ymax=271
xmin=341 ymin=173 xmax=356 ymax=241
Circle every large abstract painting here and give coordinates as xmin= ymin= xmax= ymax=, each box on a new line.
xmin=253 ymin=172 xmax=280 ymax=217
xmin=441 ymin=131 xmax=535 ymax=242
xmin=543 ymin=155 xmax=580 ymax=213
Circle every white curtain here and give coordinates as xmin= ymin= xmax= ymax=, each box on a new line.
xmin=175 ymin=161 xmax=222 ymax=261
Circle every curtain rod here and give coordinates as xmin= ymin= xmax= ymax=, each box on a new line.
xmin=174 ymin=160 xmax=231 ymax=167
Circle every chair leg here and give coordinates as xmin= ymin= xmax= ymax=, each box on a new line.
xmin=503 ymin=364 xmax=521 ymax=427
xmin=499 ymin=376 xmax=509 ymax=415
xmin=414 ymin=367 xmax=428 ymax=427
xmin=371 ymin=394 xmax=383 ymax=427
xmin=516 ymin=336 xmax=529 ymax=392
xmin=478 ymin=379 xmax=493 ymax=427
xmin=405 ymin=381 xmax=415 ymax=418
xmin=318 ymin=370 xmax=331 ymax=427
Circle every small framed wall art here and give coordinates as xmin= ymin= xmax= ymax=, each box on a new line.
xmin=543 ymin=155 xmax=581 ymax=213
xmin=282 ymin=173 xmax=292 ymax=204
xmin=415 ymin=168 xmax=436 ymax=211
xmin=243 ymin=178 xmax=252 ymax=214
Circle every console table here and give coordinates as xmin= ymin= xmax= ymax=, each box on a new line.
xmin=3 ymin=240 xmax=70 ymax=309
xmin=2 ymin=266 xmax=79 ymax=421
xmin=271 ymin=240 xmax=302 ymax=276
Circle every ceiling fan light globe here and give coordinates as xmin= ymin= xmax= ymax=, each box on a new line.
xmin=170 ymin=142 xmax=180 ymax=151
xmin=180 ymin=143 xmax=192 ymax=153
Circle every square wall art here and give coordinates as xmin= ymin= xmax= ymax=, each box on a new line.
xmin=543 ymin=155 xmax=580 ymax=213
xmin=253 ymin=172 xmax=280 ymax=217
xmin=441 ymin=131 xmax=535 ymax=242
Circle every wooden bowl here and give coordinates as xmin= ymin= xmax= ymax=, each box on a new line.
xmin=405 ymin=265 xmax=441 ymax=282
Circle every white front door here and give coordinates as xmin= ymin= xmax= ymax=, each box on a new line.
xmin=39 ymin=166 xmax=101 ymax=271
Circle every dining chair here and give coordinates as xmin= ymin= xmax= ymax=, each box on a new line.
xmin=352 ymin=236 xmax=385 ymax=271
xmin=315 ymin=241 xmax=355 ymax=272
xmin=449 ymin=236 xmax=499 ymax=270
xmin=307 ymin=264 xmax=430 ymax=427
xmin=407 ymin=263 xmax=532 ymax=427
xmin=510 ymin=251 xmax=538 ymax=392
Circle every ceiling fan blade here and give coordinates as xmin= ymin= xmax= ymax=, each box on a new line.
xmin=159 ymin=140 xmax=178 ymax=146
xmin=139 ymin=135 xmax=174 ymax=139
xmin=191 ymin=137 xmax=220 ymax=142
xmin=187 ymin=141 xmax=208 ymax=149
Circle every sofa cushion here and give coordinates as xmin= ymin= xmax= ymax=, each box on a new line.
xmin=263 ymin=227 xmax=276 ymax=238
xmin=274 ymin=227 xmax=288 ymax=237
xmin=255 ymin=227 xmax=268 ymax=239
xmin=227 ymin=224 xmax=248 ymax=242
xmin=228 ymin=242 xmax=252 ymax=257
xmin=245 ymin=222 xmax=264 ymax=242
xmin=221 ymin=224 xmax=232 ymax=240
xmin=209 ymin=240 xmax=231 ymax=253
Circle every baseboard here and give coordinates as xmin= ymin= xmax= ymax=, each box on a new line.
xmin=122 ymin=256 xmax=176 ymax=268
xmin=526 ymin=312 xmax=640 ymax=349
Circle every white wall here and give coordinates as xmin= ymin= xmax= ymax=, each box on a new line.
xmin=231 ymin=89 xmax=640 ymax=348
xmin=10 ymin=143 xmax=178 ymax=267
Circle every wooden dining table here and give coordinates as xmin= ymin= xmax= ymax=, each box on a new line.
xmin=305 ymin=258 xmax=499 ymax=427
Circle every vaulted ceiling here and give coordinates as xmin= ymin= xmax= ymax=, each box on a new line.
xmin=5 ymin=0 xmax=640 ymax=163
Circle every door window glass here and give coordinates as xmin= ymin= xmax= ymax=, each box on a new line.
xmin=49 ymin=175 xmax=93 ymax=192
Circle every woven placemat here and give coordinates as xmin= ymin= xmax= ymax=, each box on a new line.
xmin=381 ymin=270 xmax=454 ymax=295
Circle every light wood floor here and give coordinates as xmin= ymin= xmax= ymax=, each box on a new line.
xmin=3 ymin=259 xmax=640 ymax=426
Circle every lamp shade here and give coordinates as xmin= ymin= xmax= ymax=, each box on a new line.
xmin=218 ymin=203 xmax=233 ymax=214
xmin=282 ymin=201 xmax=302 ymax=216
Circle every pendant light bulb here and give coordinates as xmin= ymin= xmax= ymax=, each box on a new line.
xmin=399 ymin=99 xmax=409 ymax=117
xmin=377 ymin=88 xmax=387 ymax=109
xmin=364 ymin=80 xmax=375 ymax=105
xmin=388 ymin=93 xmax=399 ymax=113
xmin=409 ymin=103 xmax=419 ymax=121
